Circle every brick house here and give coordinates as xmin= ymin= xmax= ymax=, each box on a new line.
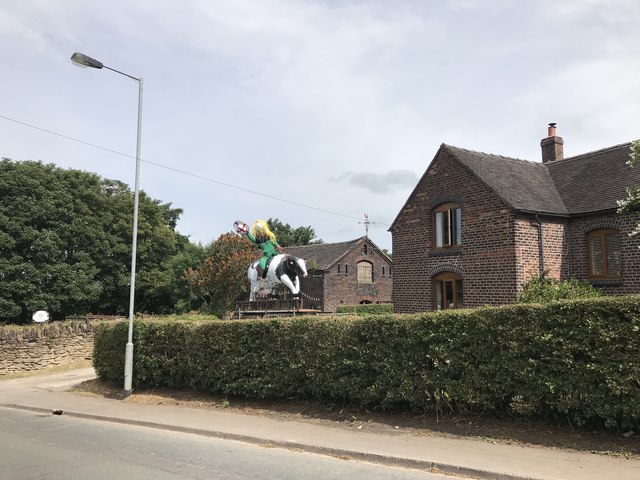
xmin=284 ymin=237 xmax=393 ymax=312
xmin=390 ymin=125 xmax=640 ymax=313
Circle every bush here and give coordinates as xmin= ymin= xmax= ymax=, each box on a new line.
xmin=336 ymin=304 xmax=394 ymax=315
xmin=93 ymin=296 xmax=640 ymax=432
xmin=517 ymin=273 xmax=601 ymax=304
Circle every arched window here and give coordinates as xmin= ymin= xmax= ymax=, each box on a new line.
xmin=587 ymin=229 xmax=621 ymax=278
xmin=434 ymin=272 xmax=463 ymax=310
xmin=357 ymin=261 xmax=373 ymax=284
xmin=433 ymin=203 xmax=462 ymax=248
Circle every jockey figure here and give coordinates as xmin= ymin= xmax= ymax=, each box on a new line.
xmin=245 ymin=220 xmax=283 ymax=278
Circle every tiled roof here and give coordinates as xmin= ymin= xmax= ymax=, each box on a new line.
xmin=446 ymin=145 xmax=567 ymax=214
xmin=444 ymin=141 xmax=639 ymax=215
xmin=546 ymin=143 xmax=637 ymax=214
xmin=283 ymin=237 xmax=390 ymax=270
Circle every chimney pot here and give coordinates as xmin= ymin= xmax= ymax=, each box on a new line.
xmin=540 ymin=123 xmax=563 ymax=163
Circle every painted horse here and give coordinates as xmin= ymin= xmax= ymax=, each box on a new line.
xmin=248 ymin=254 xmax=307 ymax=301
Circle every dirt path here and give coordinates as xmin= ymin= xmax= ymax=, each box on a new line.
xmin=72 ymin=378 xmax=640 ymax=460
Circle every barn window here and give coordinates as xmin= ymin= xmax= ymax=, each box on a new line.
xmin=434 ymin=272 xmax=463 ymax=310
xmin=434 ymin=203 xmax=462 ymax=248
xmin=357 ymin=261 xmax=373 ymax=284
xmin=587 ymin=229 xmax=621 ymax=278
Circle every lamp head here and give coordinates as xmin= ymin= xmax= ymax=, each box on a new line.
xmin=71 ymin=52 xmax=103 ymax=69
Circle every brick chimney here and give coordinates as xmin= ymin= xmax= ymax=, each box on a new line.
xmin=540 ymin=122 xmax=564 ymax=163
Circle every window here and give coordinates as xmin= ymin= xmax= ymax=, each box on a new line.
xmin=382 ymin=266 xmax=385 ymax=276
xmin=357 ymin=261 xmax=373 ymax=283
xmin=587 ymin=229 xmax=621 ymax=278
xmin=364 ymin=244 xmax=368 ymax=255
xmin=434 ymin=203 xmax=462 ymax=248
xmin=337 ymin=264 xmax=341 ymax=274
xmin=434 ymin=272 xmax=463 ymax=310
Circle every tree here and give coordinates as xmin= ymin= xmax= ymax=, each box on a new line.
xmin=66 ymin=178 xmax=185 ymax=315
xmin=0 ymin=161 xmax=105 ymax=322
xmin=129 ymin=196 xmax=185 ymax=313
xmin=183 ymin=233 xmax=255 ymax=316
xmin=0 ymin=159 xmax=189 ymax=323
xmin=266 ymin=218 xmax=323 ymax=246
xmin=617 ymin=141 xmax=640 ymax=239
xmin=155 ymin=240 xmax=209 ymax=314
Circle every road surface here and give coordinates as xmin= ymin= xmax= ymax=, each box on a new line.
xmin=0 ymin=407 xmax=463 ymax=480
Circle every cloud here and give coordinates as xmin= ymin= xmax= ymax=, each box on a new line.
xmin=3 ymin=0 xmax=640 ymax=253
xmin=332 ymin=169 xmax=418 ymax=194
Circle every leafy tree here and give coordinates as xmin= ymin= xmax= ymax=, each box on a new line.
xmin=617 ymin=141 xmax=640 ymax=239
xmin=68 ymin=179 xmax=185 ymax=316
xmin=0 ymin=159 xmax=188 ymax=323
xmin=183 ymin=233 xmax=255 ymax=316
xmin=266 ymin=218 xmax=323 ymax=246
xmin=517 ymin=272 xmax=601 ymax=304
xmin=0 ymin=161 xmax=105 ymax=322
xmin=131 ymin=196 xmax=184 ymax=313
xmin=159 ymin=240 xmax=209 ymax=314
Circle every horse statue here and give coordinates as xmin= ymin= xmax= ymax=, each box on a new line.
xmin=248 ymin=254 xmax=308 ymax=301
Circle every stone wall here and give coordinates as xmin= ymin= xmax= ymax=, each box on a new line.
xmin=0 ymin=320 xmax=96 ymax=375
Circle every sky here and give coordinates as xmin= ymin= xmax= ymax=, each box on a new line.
xmin=2 ymin=0 xmax=640 ymax=252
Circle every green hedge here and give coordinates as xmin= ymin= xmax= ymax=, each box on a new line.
xmin=93 ymin=296 xmax=640 ymax=431
xmin=336 ymin=304 xmax=394 ymax=314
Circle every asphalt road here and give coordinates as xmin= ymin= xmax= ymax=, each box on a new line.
xmin=0 ymin=408 xmax=458 ymax=480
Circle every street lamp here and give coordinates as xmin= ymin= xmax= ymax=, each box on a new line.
xmin=71 ymin=52 xmax=143 ymax=397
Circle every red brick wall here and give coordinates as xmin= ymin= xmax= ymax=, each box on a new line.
xmin=298 ymin=238 xmax=393 ymax=313
xmin=565 ymin=212 xmax=640 ymax=294
xmin=392 ymin=147 xmax=640 ymax=313
xmin=391 ymin=148 xmax=519 ymax=313
xmin=514 ymin=215 xmax=569 ymax=289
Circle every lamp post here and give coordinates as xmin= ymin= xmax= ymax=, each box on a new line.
xmin=71 ymin=52 xmax=143 ymax=397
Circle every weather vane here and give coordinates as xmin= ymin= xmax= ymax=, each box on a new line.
xmin=358 ymin=213 xmax=376 ymax=237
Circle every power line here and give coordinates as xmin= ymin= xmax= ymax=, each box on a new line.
xmin=1 ymin=114 xmax=389 ymax=225
xmin=1 ymin=114 xmax=131 ymax=158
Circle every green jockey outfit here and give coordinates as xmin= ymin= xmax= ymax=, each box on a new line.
xmin=247 ymin=231 xmax=281 ymax=270
xmin=241 ymin=220 xmax=282 ymax=275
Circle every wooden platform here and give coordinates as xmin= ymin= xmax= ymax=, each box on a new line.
xmin=235 ymin=299 xmax=321 ymax=319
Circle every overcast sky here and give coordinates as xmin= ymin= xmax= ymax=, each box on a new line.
xmin=2 ymin=0 xmax=640 ymax=252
